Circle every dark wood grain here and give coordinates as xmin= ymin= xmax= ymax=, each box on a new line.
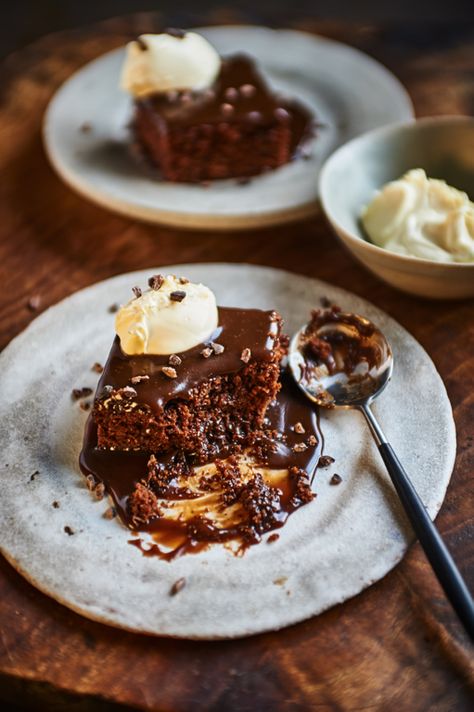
xmin=0 ymin=13 xmax=473 ymax=712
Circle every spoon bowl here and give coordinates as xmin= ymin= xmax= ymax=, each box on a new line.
xmin=289 ymin=312 xmax=393 ymax=408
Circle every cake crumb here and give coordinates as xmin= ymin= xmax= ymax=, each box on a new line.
xmin=169 ymin=354 xmax=182 ymax=366
xmin=85 ymin=474 xmax=95 ymax=491
xmin=52 ymin=501 xmax=60 ymax=509
xmin=161 ymin=366 xmax=178 ymax=379
xmin=170 ymin=577 xmax=186 ymax=596
xmin=79 ymin=401 xmax=91 ymax=411
xmin=318 ymin=455 xmax=335 ymax=468
xmin=80 ymin=122 xmax=92 ymax=133
xmin=108 ymin=303 xmax=119 ymax=313
xmin=170 ymin=290 xmax=186 ymax=302
xmin=179 ymin=276 xmax=190 ymax=284
xmin=293 ymin=422 xmax=305 ymax=434
xmin=307 ymin=435 xmax=317 ymax=446
xmin=30 ymin=470 xmax=39 ymax=481
xmin=27 ymin=295 xmax=41 ymax=311
xmin=104 ymin=506 xmax=117 ymax=520
xmin=64 ymin=526 xmax=74 ymax=536
xmin=330 ymin=474 xmax=342 ymax=485
xmin=273 ymin=576 xmax=287 ymax=586
xmin=132 ymin=286 xmax=142 ymax=299
xmin=91 ymin=362 xmax=103 ymax=373
xmin=72 ymin=387 xmax=93 ymax=401
xmin=200 ymin=347 xmax=213 ymax=358
xmin=320 ymin=296 xmax=332 ymax=307
xmin=94 ymin=483 xmax=105 ymax=500
xmin=240 ymin=348 xmax=251 ymax=363
xmin=148 ymin=274 xmax=164 ymax=290
xmin=267 ymin=533 xmax=279 ymax=544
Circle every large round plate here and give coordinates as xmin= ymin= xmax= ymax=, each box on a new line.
xmin=0 ymin=264 xmax=455 ymax=639
xmin=43 ymin=26 xmax=413 ymax=230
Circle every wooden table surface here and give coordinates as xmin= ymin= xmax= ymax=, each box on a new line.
xmin=0 ymin=12 xmax=473 ymax=712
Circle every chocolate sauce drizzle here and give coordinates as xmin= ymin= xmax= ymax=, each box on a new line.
xmin=80 ymin=308 xmax=323 ymax=559
xmin=138 ymin=54 xmax=314 ymax=156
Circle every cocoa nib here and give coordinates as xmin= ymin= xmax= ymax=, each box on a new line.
xmin=318 ymin=455 xmax=335 ymax=468
xmin=131 ymin=374 xmax=150 ymax=384
xmin=170 ymin=290 xmax=186 ymax=302
xmin=165 ymin=27 xmax=186 ymax=39
xmin=72 ymin=387 xmax=93 ymax=401
xmin=94 ymin=482 xmax=105 ymax=500
xmin=161 ymin=366 xmax=177 ymax=379
xmin=170 ymin=577 xmax=186 ymax=596
xmin=148 ymin=274 xmax=164 ymax=290
xmin=210 ymin=342 xmax=225 ymax=355
xmin=104 ymin=506 xmax=117 ymax=520
xmin=27 ymin=295 xmax=41 ymax=311
xmin=240 ymin=348 xmax=251 ymax=363
xmin=116 ymin=386 xmax=137 ymax=399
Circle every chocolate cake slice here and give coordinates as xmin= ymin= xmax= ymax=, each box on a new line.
xmin=93 ymin=306 xmax=284 ymax=462
xmin=133 ymin=54 xmax=313 ymax=182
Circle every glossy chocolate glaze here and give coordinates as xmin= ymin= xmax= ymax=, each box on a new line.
xmin=80 ymin=370 xmax=322 ymax=558
xmin=138 ymin=54 xmax=314 ymax=155
xmin=95 ymin=307 xmax=280 ymax=414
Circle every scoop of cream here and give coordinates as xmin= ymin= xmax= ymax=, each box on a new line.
xmin=120 ymin=31 xmax=221 ymax=97
xmin=361 ymin=169 xmax=474 ymax=263
xmin=116 ymin=276 xmax=218 ymax=355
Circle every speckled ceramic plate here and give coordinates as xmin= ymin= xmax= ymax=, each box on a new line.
xmin=0 ymin=264 xmax=455 ymax=639
xmin=43 ymin=26 xmax=413 ymax=230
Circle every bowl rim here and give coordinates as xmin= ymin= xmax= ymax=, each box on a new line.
xmin=319 ymin=114 xmax=474 ymax=270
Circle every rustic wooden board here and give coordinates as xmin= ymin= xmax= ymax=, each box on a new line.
xmin=0 ymin=12 xmax=473 ymax=712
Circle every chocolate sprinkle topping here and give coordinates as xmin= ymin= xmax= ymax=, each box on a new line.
xmin=148 ymin=274 xmax=164 ymax=290
xmin=170 ymin=290 xmax=186 ymax=302
xmin=318 ymin=455 xmax=335 ymax=468
xmin=170 ymin=577 xmax=186 ymax=595
xmin=161 ymin=366 xmax=178 ymax=379
xmin=72 ymin=387 xmax=93 ymax=401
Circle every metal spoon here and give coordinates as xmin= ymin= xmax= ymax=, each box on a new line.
xmin=289 ymin=309 xmax=474 ymax=640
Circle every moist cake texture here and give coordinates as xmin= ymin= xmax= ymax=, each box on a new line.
xmin=133 ymin=54 xmax=313 ymax=182
xmin=93 ymin=307 xmax=284 ymax=461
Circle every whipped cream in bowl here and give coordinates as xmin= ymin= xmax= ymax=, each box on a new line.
xmin=361 ymin=169 xmax=474 ymax=263
xmin=115 ymin=275 xmax=219 ymax=355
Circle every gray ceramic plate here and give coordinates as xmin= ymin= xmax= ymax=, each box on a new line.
xmin=43 ymin=26 xmax=413 ymax=230
xmin=0 ymin=264 xmax=455 ymax=638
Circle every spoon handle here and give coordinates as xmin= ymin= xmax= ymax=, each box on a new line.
xmin=360 ymin=404 xmax=474 ymax=641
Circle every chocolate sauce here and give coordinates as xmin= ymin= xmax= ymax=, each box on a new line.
xmin=80 ymin=371 xmax=322 ymax=558
xmin=96 ymin=307 xmax=279 ymax=415
xmin=139 ymin=54 xmax=314 ymax=155
xmin=301 ymin=307 xmax=383 ymax=377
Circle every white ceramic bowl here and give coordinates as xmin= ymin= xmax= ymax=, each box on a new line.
xmin=319 ymin=116 xmax=474 ymax=299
